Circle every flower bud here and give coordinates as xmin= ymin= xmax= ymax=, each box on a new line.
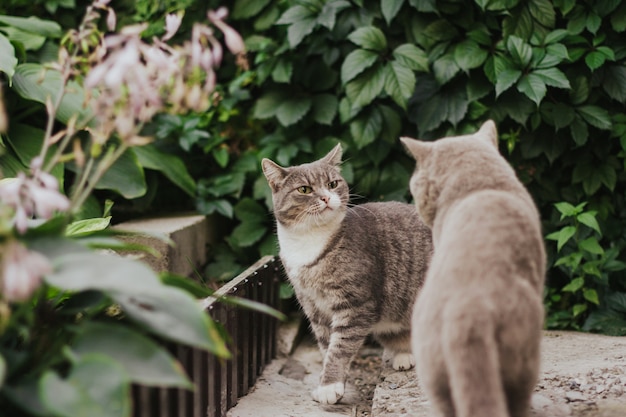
xmin=1 ymin=241 xmax=50 ymax=303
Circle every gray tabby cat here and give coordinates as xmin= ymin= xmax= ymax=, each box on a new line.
xmin=401 ymin=120 xmax=546 ymax=417
xmin=262 ymin=144 xmax=432 ymax=405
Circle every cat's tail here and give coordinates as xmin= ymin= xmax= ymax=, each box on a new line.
xmin=442 ymin=312 xmax=509 ymax=417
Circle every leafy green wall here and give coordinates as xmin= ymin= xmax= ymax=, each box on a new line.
xmin=200 ymin=0 xmax=626 ymax=334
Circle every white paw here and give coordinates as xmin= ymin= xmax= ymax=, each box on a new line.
xmin=392 ymin=352 xmax=415 ymax=371
xmin=311 ymin=382 xmax=344 ymax=405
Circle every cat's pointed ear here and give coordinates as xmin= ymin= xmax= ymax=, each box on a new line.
xmin=320 ymin=143 xmax=343 ymax=166
xmin=400 ymin=137 xmax=432 ymax=163
xmin=261 ymin=158 xmax=288 ymax=191
xmin=477 ymin=119 xmax=498 ymax=149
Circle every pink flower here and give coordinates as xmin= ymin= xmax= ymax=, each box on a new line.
xmin=1 ymin=240 xmax=50 ymax=302
xmin=163 ymin=13 xmax=182 ymax=42
xmin=208 ymin=9 xmax=245 ymax=55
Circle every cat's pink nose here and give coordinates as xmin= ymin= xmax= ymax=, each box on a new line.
xmin=320 ymin=195 xmax=330 ymax=204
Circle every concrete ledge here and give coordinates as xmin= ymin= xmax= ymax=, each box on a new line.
xmin=113 ymin=212 xmax=216 ymax=277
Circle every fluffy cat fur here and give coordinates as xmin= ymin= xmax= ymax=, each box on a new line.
xmin=262 ymin=145 xmax=432 ymax=405
xmin=401 ymin=120 xmax=546 ymax=417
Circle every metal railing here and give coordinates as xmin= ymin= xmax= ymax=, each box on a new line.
xmin=132 ymin=256 xmax=282 ymax=417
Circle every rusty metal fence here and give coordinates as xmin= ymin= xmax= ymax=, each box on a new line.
xmin=132 ymin=255 xmax=282 ymax=417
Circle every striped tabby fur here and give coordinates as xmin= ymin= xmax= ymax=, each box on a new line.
xmin=262 ymin=145 xmax=432 ymax=405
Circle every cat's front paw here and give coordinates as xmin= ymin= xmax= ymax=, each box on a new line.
xmin=392 ymin=352 xmax=415 ymax=371
xmin=311 ymin=382 xmax=344 ymax=405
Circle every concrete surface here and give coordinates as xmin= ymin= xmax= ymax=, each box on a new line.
xmin=113 ymin=212 xmax=216 ymax=276
xmin=228 ymin=329 xmax=626 ymax=417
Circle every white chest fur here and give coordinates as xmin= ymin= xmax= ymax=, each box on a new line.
xmin=277 ymin=218 xmax=341 ymax=278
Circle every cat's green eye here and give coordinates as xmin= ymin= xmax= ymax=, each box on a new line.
xmin=297 ymin=186 xmax=313 ymax=194
xmin=328 ymin=180 xmax=338 ymax=189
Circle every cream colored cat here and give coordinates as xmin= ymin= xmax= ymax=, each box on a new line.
xmin=401 ymin=120 xmax=545 ymax=417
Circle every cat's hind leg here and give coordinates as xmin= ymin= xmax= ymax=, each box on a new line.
xmin=375 ymin=327 xmax=415 ymax=371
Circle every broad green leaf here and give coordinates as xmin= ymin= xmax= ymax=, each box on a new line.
xmin=252 ymin=91 xmax=286 ymax=119
xmin=0 ymin=32 xmax=17 ymax=79
xmin=583 ymin=288 xmax=600 ymax=305
xmin=572 ymin=303 xmax=588 ymax=317
xmin=570 ymin=116 xmax=589 ymax=146
xmin=516 ymin=73 xmax=546 ymax=105
xmin=317 ymin=0 xmax=351 ymax=30
xmin=554 ymin=201 xmax=580 ymax=218
xmin=271 ymin=58 xmax=293 ymax=83
xmin=276 ymin=5 xmax=315 ymax=25
xmin=533 ymin=67 xmax=570 ymax=89
xmin=585 ymin=51 xmax=607 ymax=71
xmin=379 ymin=104 xmax=402 ymax=143
xmin=549 ymin=102 xmax=576 ymax=130
xmin=65 ymin=217 xmax=111 ymax=237
xmin=345 ymin=64 xmax=385 ymax=109
xmin=0 ymin=26 xmax=46 ymax=50
xmin=556 ymin=225 xmax=576 ymax=251
xmin=95 ymin=149 xmax=146 ymax=199
xmin=453 ymin=39 xmax=488 ymax=72
xmin=528 ymin=0 xmax=555 ymax=28
xmin=41 ymin=355 xmax=130 ymax=417
xmin=537 ymin=43 xmax=569 ymax=68
xmin=0 ymin=15 xmax=62 ymax=38
xmin=287 ymin=17 xmax=317 ymax=48
xmin=72 ymin=322 xmax=192 ymax=389
xmin=579 ymin=237 xmax=604 ymax=255
xmin=432 ymin=53 xmax=460 ymax=85
xmin=341 ymin=48 xmax=379 ymax=84
xmin=602 ymin=65 xmax=626 ymax=103
xmin=544 ymin=29 xmax=569 ymax=44
xmin=312 ymin=93 xmax=338 ymax=125
xmin=234 ymin=197 xmax=267 ymax=223
xmin=383 ymin=61 xmax=415 ymax=109
xmin=576 ymin=105 xmax=612 ymax=130
xmin=495 ymin=69 xmax=522 ymax=97
xmin=12 ymin=63 xmax=93 ymax=126
xmin=275 ymin=96 xmax=312 ymax=126
xmin=133 ymin=145 xmax=196 ymax=197
xmin=392 ymin=43 xmax=428 ymax=72
xmin=382 ymin=0 xmax=404 ymax=25
xmin=232 ymin=0 xmax=272 ymax=19
xmin=350 ymin=108 xmax=383 ymax=149
xmin=606 ymin=292 xmax=626 ymax=313
xmin=577 ymin=212 xmax=601 ymax=234
xmin=562 ymin=276 xmax=584 ymax=293
xmin=506 ymin=36 xmax=533 ymax=67
xmin=416 ymin=87 xmax=468 ymax=133
xmin=229 ymin=221 xmax=267 ymax=247
xmin=583 ymin=309 xmax=626 ymax=336
xmin=347 ymin=26 xmax=387 ymax=52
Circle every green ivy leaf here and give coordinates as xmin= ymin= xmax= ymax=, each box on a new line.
xmin=276 ymin=96 xmax=312 ymax=126
xmin=556 ymin=225 xmax=576 ymax=251
xmin=277 ymin=5 xmax=318 ymax=48
xmin=234 ymin=198 xmax=267 ymax=224
xmin=341 ymin=48 xmax=380 ymax=84
xmin=253 ymin=91 xmax=286 ymax=119
xmin=602 ymin=65 xmax=626 ymax=103
xmin=312 ymin=93 xmax=338 ymax=125
xmin=583 ymin=288 xmax=600 ymax=305
xmin=382 ymin=0 xmax=404 ymax=24
xmin=516 ymin=73 xmax=547 ymax=105
xmin=392 ymin=43 xmax=429 ymax=72
xmin=350 ymin=107 xmax=383 ymax=149
xmin=229 ymin=221 xmax=267 ymax=248
xmin=432 ymin=53 xmax=460 ymax=85
xmin=495 ymin=69 xmax=522 ymax=97
xmin=383 ymin=61 xmax=415 ymax=109
xmin=0 ymin=15 xmax=62 ymax=38
xmin=232 ymin=0 xmax=272 ymax=19
xmin=554 ymin=201 xmax=580 ymax=218
xmin=579 ymin=237 xmax=604 ymax=255
xmin=345 ymin=64 xmax=385 ymax=109
xmin=562 ymin=276 xmax=584 ymax=293
xmin=347 ymin=26 xmax=387 ymax=52
xmin=133 ymin=145 xmax=196 ymax=197
xmin=453 ymin=39 xmax=488 ymax=72
xmin=577 ymin=212 xmax=601 ymax=234
xmin=506 ymin=35 xmax=533 ymax=67
xmin=573 ymin=303 xmax=588 ymax=317
xmin=532 ymin=67 xmax=570 ymax=89
xmin=576 ymin=105 xmax=612 ymax=130
xmin=271 ymin=58 xmax=293 ymax=83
